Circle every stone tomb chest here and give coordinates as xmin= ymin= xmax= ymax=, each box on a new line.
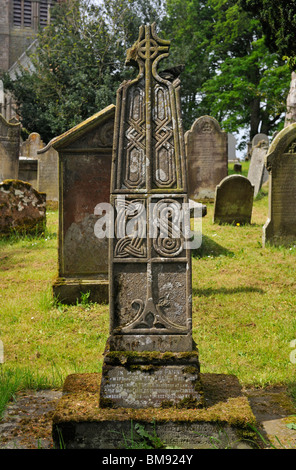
xmin=41 ymin=104 xmax=115 ymax=303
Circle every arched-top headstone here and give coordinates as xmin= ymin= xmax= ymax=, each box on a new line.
xmin=263 ymin=123 xmax=296 ymax=246
xmin=21 ymin=132 xmax=44 ymax=158
xmin=185 ymin=115 xmax=228 ymax=202
xmin=213 ymin=174 xmax=254 ymax=225
xmin=0 ymin=114 xmax=20 ymax=181
xmin=251 ymin=133 xmax=269 ymax=149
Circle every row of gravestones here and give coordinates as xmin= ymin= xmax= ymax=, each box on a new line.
xmin=1 ymin=107 xmax=295 ymax=301
xmin=0 ymin=110 xmax=267 ymax=208
xmin=0 ymin=114 xmax=59 ymax=203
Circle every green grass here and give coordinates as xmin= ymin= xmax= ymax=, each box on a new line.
xmin=0 ymin=174 xmax=296 ymax=417
xmin=192 ymin=181 xmax=296 ymax=393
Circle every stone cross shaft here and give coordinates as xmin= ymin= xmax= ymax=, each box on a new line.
xmin=108 ymin=23 xmax=193 ymax=353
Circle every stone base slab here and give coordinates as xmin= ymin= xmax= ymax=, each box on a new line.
xmin=52 ymin=278 xmax=108 ymax=304
xmin=52 ymin=372 xmax=257 ymax=449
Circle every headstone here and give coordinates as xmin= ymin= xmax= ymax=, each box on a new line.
xmin=0 ymin=114 xmax=20 ymax=181
xmin=263 ymin=123 xmax=296 ymax=247
xmin=0 ymin=179 xmax=46 ymax=235
xmin=22 ymin=132 xmax=59 ymax=202
xmin=228 ymin=133 xmax=237 ymax=161
xmin=247 ymin=139 xmax=269 ymax=197
xmin=37 ymin=145 xmax=59 ymax=203
xmin=185 ymin=115 xmax=228 ymax=202
xmin=21 ymin=132 xmax=44 ymax=158
xmin=251 ymin=133 xmax=269 ymax=152
xmin=213 ymin=174 xmax=254 ymax=225
xmin=40 ymin=104 xmax=115 ymax=304
xmin=18 ymin=157 xmax=38 ymax=188
xmin=99 ymin=24 xmax=203 ymax=409
xmin=233 ymin=162 xmax=242 ymax=173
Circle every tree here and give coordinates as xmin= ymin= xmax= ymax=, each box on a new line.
xmin=240 ymin=0 xmax=296 ymax=126
xmin=2 ymin=0 xmax=128 ymax=142
xmin=164 ymin=0 xmax=290 ymax=146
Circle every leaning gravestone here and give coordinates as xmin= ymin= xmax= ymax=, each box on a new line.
xmin=0 ymin=114 xmax=20 ymax=182
xmin=99 ymin=23 xmax=202 ymax=409
xmin=247 ymin=139 xmax=269 ymax=197
xmin=228 ymin=133 xmax=237 ymax=161
xmin=40 ymin=104 xmax=115 ymax=304
xmin=185 ymin=116 xmax=228 ymax=202
xmin=213 ymin=174 xmax=254 ymax=225
xmin=0 ymin=179 xmax=46 ymax=235
xmin=263 ymin=123 xmax=296 ymax=247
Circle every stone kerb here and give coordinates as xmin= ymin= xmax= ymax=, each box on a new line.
xmin=263 ymin=123 xmax=296 ymax=247
xmin=185 ymin=115 xmax=228 ymax=202
xmin=213 ymin=174 xmax=254 ymax=225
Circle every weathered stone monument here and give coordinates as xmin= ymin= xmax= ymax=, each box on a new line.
xmin=228 ymin=133 xmax=237 ymax=161
xmin=0 ymin=179 xmax=46 ymax=235
xmin=185 ymin=115 xmax=228 ymax=202
xmin=0 ymin=114 xmax=20 ymax=182
xmin=18 ymin=157 xmax=38 ymax=188
xmin=52 ymin=24 xmax=255 ymax=449
xmin=213 ymin=174 xmax=254 ymax=225
xmin=41 ymin=104 xmax=115 ymax=304
xmin=21 ymin=132 xmax=59 ymax=203
xmin=263 ymin=123 xmax=296 ymax=247
xmin=247 ymin=139 xmax=269 ymax=197
xmin=100 ymin=23 xmax=202 ymax=408
xmin=251 ymin=133 xmax=269 ymax=150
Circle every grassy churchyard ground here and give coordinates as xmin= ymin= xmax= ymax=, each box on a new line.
xmin=0 ymin=161 xmax=296 ymax=426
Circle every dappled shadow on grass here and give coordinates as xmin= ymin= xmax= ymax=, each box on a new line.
xmin=192 ymin=234 xmax=234 ymax=259
xmin=193 ymin=285 xmax=264 ymax=297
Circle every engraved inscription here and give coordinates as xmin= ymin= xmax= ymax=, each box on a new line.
xmin=103 ymin=366 xmax=200 ymax=408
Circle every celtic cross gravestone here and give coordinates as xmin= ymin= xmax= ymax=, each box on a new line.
xmin=99 ymin=23 xmax=203 ymax=409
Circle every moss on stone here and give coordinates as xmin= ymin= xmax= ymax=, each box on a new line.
xmin=53 ymin=372 xmax=257 ymax=432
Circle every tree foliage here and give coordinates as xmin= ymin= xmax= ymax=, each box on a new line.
xmin=240 ymin=0 xmax=296 ymax=66
xmin=2 ymin=0 xmax=292 ymax=146
xmin=164 ymin=0 xmax=290 ymax=143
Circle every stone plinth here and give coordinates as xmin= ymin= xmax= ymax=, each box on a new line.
xmin=213 ymin=175 xmax=254 ymax=225
xmin=263 ymin=123 xmax=296 ymax=247
xmin=100 ymin=351 xmax=202 ymax=409
xmin=40 ymin=104 xmax=115 ymax=304
xmin=52 ymin=372 xmax=256 ymax=449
